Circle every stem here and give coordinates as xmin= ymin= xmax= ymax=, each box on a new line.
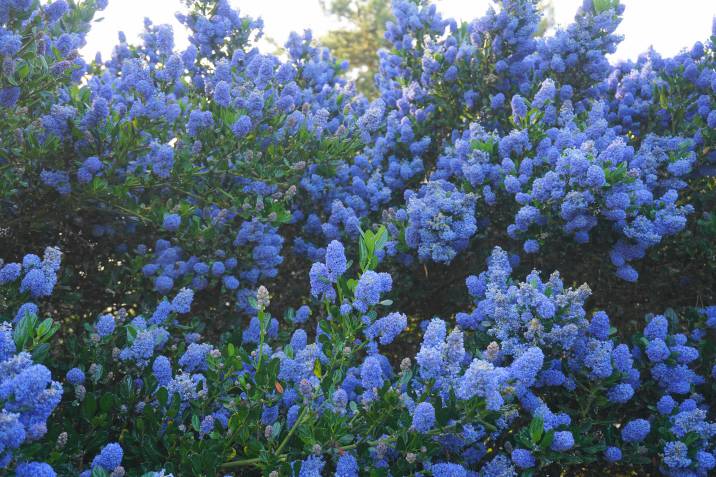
xmin=255 ymin=309 xmax=267 ymax=373
xmin=579 ymin=385 xmax=598 ymax=419
xmin=275 ymin=406 xmax=308 ymax=455
xmin=112 ymin=204 xmax=152 ymax=224
xmin=218 ymin=456 xmax=262 ymax=469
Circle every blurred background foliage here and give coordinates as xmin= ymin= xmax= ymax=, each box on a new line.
xmin=318 ymin=0 xmax=556 ymax=97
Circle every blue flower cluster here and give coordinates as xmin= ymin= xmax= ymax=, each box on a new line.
xmin=0 ymin=323 xmax=62 ymax=468
xmin=2 ymin=0 xmax=364 ymax=328
xmin=3 ymin=234 xmax=716 ymax=476
xmin=83 ymin=442 xmax=123 ymax=475
xmin=630 ymin=314 xmax=716 ymax=475
xmin=0 ymin=0 xmax=105 ymax=109
xmin=448 ymin=246 xmax=716 ymax=474
xmin=432 ymin=96 xmax=696 ymax=281
xmin=0 ymin=247 xmax=229 ymax=474
xmin=604 ymin=32 xmax=716 ymax=176
xmin=0 ymin=247 xmax=61 ymax=298
xmin=285 ymin=0 xmax=713 ymax=283
xmin=136 ymin=216 xmax=282 ymax=313
xmin=402 ymin=180 xmax=478 ymax=264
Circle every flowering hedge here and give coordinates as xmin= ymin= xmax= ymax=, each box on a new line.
xmin=1 ymin=0 xmax=715 ymax=475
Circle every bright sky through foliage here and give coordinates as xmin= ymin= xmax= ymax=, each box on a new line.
xmin=83 ymin=0 xmax=716 ymax=65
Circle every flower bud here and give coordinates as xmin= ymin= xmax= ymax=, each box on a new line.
xmin=257 ymin=285 xmax=270 ymax=308
xmin=74 ymin=385 xmax=86 ymax=401
xmin=56 ymin=432 xmax=68 ymax=448
xmin=299 ymin=378 xmax=313 ymax=398
xmin=485 ymin=342 xmax=500 ymax=362
xmin=376 ymin=441 xmax=388 ymax=459
xmin=110 ymin=466 xmax=126 ymax=477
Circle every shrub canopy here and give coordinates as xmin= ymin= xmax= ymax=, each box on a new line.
xmin=1 ymin=0 xmax=715 ymax=476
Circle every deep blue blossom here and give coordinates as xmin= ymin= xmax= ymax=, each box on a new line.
xmin=335 ymin=453 xmax=359 ymax=477
xmin=324 ymin=240 xmax=347 ymax=280
xmin=621 ymin=419 xmax=650 ymax=443
xmin=178 ymin=343 xmax=213 ymax=372
xmin=431 ymin=462 xmax=468 ymax=477
xmin=298 ymin=455 xmax=325 ymax=477
xmin=232 ymin=115 xmax=252 ymax=138
xmin=96 ymin=314 xmax=116 ymax=337
xmin=360 ymin=356 xmax=384 ymax=391
xmin=162 ymin=213 xmax=181 ymax=232
xmin=152 ymin=355 xmax=172 ymax=386
xmin=15 ymin=462 xmax=56 ymax=477
xmin=354 ymin=270 xmax=392 ymax=312
xmin=365 ymin=312 xmax=407 ymax=345
xmin=91 ymin=443 xmax=123 ymax=471
xmin=663 ymin=441 xmax=691 ymax=469
xmin=604 ymin=447 xmax=622 ymax=462
xmin=511 ymin=449 xmax=535 ymax=469
xmin=550 ymin=431 xmax=575 ymax=451
xmin=411 ymin=401 xmax=436 ymax=433
xmin=65 ymin=368 xmax=85 ymax=385
xmin=404 ymin=181 xmax=477 ymax=264
xmin=171 ymin=287 xmax=194 ymax=314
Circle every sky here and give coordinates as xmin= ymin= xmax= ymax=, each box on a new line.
xmin=82 ymin=0 xmax=716 ymax=64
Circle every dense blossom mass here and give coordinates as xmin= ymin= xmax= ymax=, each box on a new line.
xmin=0 ymin=0 xmax=715 ymax=475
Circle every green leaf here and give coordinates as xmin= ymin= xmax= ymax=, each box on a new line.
xmin=593 ymin=0 xmax=618 ymax=14
xmin=529 ymin=415 xmax=544 ymax=444
xmin=13 ymin=311 xmax=36 ymax=350
xmin=228 ymin=413 xmax=240 ymax=432
xmin=659 ymin=87 xmax=669 ymax=109
xmin=126 ymin=325 xmax=138 ymax=342
xmin=36 ymin=318 xmax=54 ymax=337
xmin=374 ymin=225 xmax=388 ymax=251
xmin=156 ymin=387 xmax=168 ymax=407
xmin=541 ymin=430 xmax=555 ymax=450
xmin=31 ymin=342 xmax=50 ymax=362
xmin=167 ymin=393 xmax=181 ymax=418
xmin=136 ymin=416 xmax=145 ymax=433
xmin=338 ymin=433 xmax=354 ymax=445
xmin=313 ymin=359 xmax=322 ymax=378
xmin=16 ymin=62 xmax=30 ymax=80
xmin=99 ymin=393 xmax=114 ymax=413
xmin=359 ymin=237 xmax=369 ymax=270
xmin=81 ymin=393 xmax=97 ymax=419
xmin=92 ymin=467 xmax=110 ymax=477
xmin=271 ymin=421 xmax=282 ymax=439
xmin=89 ymin=363 xmax=104 ymax=382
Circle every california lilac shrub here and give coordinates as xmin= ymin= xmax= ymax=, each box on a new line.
xmin=432 ymin=98 xmax=696 ymax=281
xmin=295 ymin=0 xmax=713 ymax=283
xmin=3 ymin=238 xmax=714 ymax=475
xmin=2 ymin=0 xmax=364 ymax=317
xmin=1 ymin=0 xmax=716 ymax=475
xmin=0 ymin=322 xmax=62 ymax=469
xmin=0 ymin=248 xmax=63 ymax=469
